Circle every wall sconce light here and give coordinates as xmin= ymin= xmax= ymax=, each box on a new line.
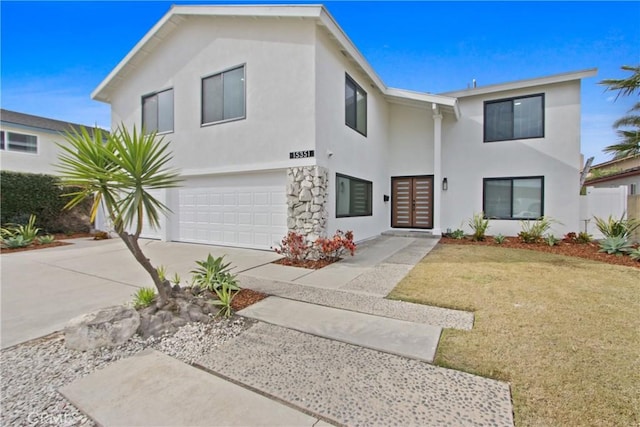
xmin=383 ymin=194 xmax=390 ymax=202
xmin=442 ymin=177 xmax=448 ymax=191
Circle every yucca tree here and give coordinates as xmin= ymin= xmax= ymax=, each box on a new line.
xmin=56 ymin=125 xmax=181 ymax=304
xmin=600 ymin=65 xmax=640 ymax=158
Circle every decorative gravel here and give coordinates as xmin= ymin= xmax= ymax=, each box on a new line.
xmin=1 ymin=317 xmax=249 ymax=427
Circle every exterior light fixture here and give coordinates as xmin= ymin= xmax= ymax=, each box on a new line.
xmin=442 ymin=177 xmax=448 ymax=191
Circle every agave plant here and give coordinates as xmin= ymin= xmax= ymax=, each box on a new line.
xmin=598 ymin=236 xmax=634 ymax=256
xmin=190 ymin=254 xmax=239 ymax=292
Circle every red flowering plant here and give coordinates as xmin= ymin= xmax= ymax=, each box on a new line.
xmin=313 ymin=230 xmax=356 ymax=262
xmin=273 ymin=231 xmax=310 ymax=262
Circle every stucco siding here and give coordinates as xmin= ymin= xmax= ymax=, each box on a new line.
xmin=108 ymin=15 xmax=317 ymax=173
xmin=314 ymin=27 xmax=390 ymax=240
xmin=441 ymin=81 xmax=582 ymax=236
xmin=0 ymin=125 xmax=63 ymax=175
xmin=388 ymin=104 xmax=434 ymax=177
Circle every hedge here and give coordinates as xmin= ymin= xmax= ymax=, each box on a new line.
xmin=0 ymin=171 xmax=91 ymax=233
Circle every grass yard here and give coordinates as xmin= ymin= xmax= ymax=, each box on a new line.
xmin=389 ymin=244 xmax=640 ymax=427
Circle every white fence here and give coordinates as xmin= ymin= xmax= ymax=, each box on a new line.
xmin=579 ymin=186 xmax=628 ymax=240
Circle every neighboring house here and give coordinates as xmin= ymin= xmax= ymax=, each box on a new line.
xmin=91 ymin=4 xmax=597 ymax=249
xmin=0 ymin=109 xmax=103 ymax=175
xmin=584 ymin=155 xmax=640 ymax=195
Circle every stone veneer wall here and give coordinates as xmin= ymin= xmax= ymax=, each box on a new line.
xmin=286 ymin=166 xmax=329 ymax=242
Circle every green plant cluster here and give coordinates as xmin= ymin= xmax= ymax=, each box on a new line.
xmin=1 ymin=214 xmax=55 ymax=249
xmin=594 ymin=214 xmax=640 ymax=258
xmin=190 ymin=254 xmax=240 ymax=317
xmin=1 ymin=171 xmax=91 ymax=233
xmin=468 ymin=212 xmax=490 ymax=241
xmin=518 ymin=217 xmax=555 ymax=243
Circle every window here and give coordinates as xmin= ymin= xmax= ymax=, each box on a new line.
xmin=345 ymin=74 xmax=367 ymax=136
xmin=202 ymin=65 xmax=246 ymax=125
xmin=142 ymin=89 xmax=174 ymax=133
xmin=336 ymin=173 xmax=372 ymax=217
xmin=484 ymin=94 xmax=544 ymax=142
xmin=0 ymin=131 xmax=37 ymax=153
xmin=483 ymin=176 xmax=544 ymax=220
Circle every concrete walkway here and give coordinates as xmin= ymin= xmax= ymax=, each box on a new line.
xmin=59 ymin=235 xmax=514 ymax=426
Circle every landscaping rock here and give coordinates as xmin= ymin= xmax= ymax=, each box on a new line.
xmin=64 ymin=306 xmax=140 ymax=351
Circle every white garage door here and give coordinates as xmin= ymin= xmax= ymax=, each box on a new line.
xmin=177 ymin=180 xmax=287 ymax=250
xmin=138 ymin=189 xmax=163 ymax=240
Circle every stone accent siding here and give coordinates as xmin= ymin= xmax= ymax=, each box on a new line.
xmin=287 ymin=166 xmax=328 ymax=242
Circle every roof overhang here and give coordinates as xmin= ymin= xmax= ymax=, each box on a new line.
xmin=441 ymin=68 xmax=598 ymax=98
xmin=385 ymin=88 xmax=460 ymax=119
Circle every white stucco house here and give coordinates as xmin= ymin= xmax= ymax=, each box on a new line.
xmin=92 ymin=4 xmax=597 ymax=249
xmin=0 ymin=109 xmax=104 ymax=175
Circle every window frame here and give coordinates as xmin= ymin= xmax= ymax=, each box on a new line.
xmin=0 ymin=130 xmax=38 ymax=154
xmin=141 ymin=88 xmax=174 ymax=134
xmin=201 ymin=64 xmax=247 ymax=127
xmin=345 ymin=74 xmax=367 ymax=136
xmin=336 ymin=173 xmax=373 ymax=218
xmin=483 ymin=176 xmax=545 ymax=220
xmin=484 ymin=93 xmax=545 ymax=142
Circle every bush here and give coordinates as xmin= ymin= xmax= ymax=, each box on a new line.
xmin=0 ymin=171 xmax=92 ymax=233
xmin=593 ymin=214 xmax=640 ymax=240
xmin=273 ymin=231 xmax=310 ymax=261
xmin=447 ymin=229 xmax=465 ymax=239
xmin=468 ymin=212 xmax=489 ymax=241
xmin=190 ymin=254 xmax=239 ymax=292
xmin=493 ymin=234 xmax=506 ymax=244
xmin=598 ymin=236 xmax=634 ymax=256
xmin=313 ymin=230 xmax=356 ymax=261
xmin=519 ymin=217 xmax=555 ymax=243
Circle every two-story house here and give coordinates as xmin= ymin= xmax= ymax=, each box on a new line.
xmin=91 ymin=4 xmax=596 ymax=249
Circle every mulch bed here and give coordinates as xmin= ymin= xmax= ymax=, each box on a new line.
xmin=231 ymin=288 xmax=268 ymax=311
xmin=272 ymin=257 xmax=340 ymax=269
xmin=0 ymin=232 xmax=95 ymax=255
xmin=440 ymin=236 xmax=640 ymax=269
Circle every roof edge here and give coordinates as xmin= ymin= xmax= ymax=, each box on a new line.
xmin=441 ymin=68 xmax=598 ymax=98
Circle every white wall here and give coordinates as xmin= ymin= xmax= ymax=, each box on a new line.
xmin=0 ymin=125 xmax=65 ymax=175
xmin=441 ymin=80 xmax=582 ymax=236
xmin=387 ymin=104 xmax=434 ymax=177
xmin=109 ymin=15 xmax=317 ymax=174
xmin=314 ymin=27 xmax=390 ymax=241
xmin=581 ymin=186 xmax=628 ymax=239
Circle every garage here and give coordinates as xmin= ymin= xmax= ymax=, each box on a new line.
xmin=176 ymin=172 xmax=287 ymax=250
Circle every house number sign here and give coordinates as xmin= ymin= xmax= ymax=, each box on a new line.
xmin=289 ymin=150 xmax=315 ymax=159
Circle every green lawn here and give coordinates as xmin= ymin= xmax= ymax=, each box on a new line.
xmin=389 ymin=244 xmax=640 ymax=427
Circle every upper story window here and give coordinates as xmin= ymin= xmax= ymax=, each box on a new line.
xmin=483 ymin=176 xmax=544 ymax=220
xmin=484 ymin=94 xmax=544 ymax=142
xmin=0 ymin=130 xmax=38 ymax=153
xmin=202 ymin=65 xmax=246 ymax=125
xmin=142 ymin=88 xmax=174 ymax=133
xmin=345 ymin=74 xmax=367 ymax=136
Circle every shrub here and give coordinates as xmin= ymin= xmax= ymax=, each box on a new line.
xmin=1 ymin=235 xmax=33 ymax=249
xmin=519 ymin=217 xmax=555 ymax=243
xmin=628 ymin=247 xmax=640 ymax=261
xmin=545 ymin=234 xmax=559 ymax=246
xmin=449 ymin=229 xmax=465 ymax=239
xmin=211 ymin=275 xmax=239 ymax=318
xmin=190 ymin=254 xmax=239 ymax=293
xmin=0 ymin=171 xmax=91 ymax=233
xmin=273 ymin=231 xmax=310 ymax=261
xmin=313 ymin=230 xmax=356 ymax=261
xmin=493 ymin=234 xmax=506 ymax=244
xmin=37 ymin=235 xmax=56 ymax=244
xmin=593 ymin=214 xmax=640 ymax=239
xmin=562 ymin=232 xmax=577 ymax=243
xmin=576 ymin=232 xmax=593 ymax=244
xmin=598 ymin=236 xmax=634 ymax=256
xmin=468 ymin=212 xmax=489 ymax=241
xmin=133 ymin=287 xmax=156 ymax=309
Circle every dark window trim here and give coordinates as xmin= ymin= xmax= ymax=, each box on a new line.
xmin=345 ymin=74 xmax=367 ymax=137
xmin=483 ymin=93 xmax=545 ymax=143
xmin=483 ymin=176 xmax=545 ymax=220
xmin=336 ymin=172 xmax=373 ymax=218
xmin=201 ymin=63 xmax=247 ymax=127
xmin=141 ymin=87 xmax=174 ymax=134
xmin=0 ymin=130 xmax=38 ymax=154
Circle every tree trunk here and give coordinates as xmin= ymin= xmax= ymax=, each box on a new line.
xmin=117 ymin=230 xmax=170 ymax=304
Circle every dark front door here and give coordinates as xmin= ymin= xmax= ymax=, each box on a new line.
xmin=391 ymin=176 xmax=434 ymax=229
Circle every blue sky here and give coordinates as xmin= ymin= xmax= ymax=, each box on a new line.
xmin=1 ymin=1 xmax=639 ymax=164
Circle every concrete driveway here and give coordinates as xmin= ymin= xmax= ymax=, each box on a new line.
xmin=0 ymin=237 xmax=279 ymax=349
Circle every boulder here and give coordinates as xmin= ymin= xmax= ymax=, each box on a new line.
xmin=65 ymin=306 xmax=140 ymax=351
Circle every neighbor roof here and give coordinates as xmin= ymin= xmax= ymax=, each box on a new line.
xmin=0 ymin=109 xmax=106 ymax=136
xmin=91 ymin=4 xmax=461 ymax=117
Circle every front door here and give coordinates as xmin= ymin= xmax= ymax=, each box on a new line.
xmin=391 ymin=176 xmax=434 ymax=229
